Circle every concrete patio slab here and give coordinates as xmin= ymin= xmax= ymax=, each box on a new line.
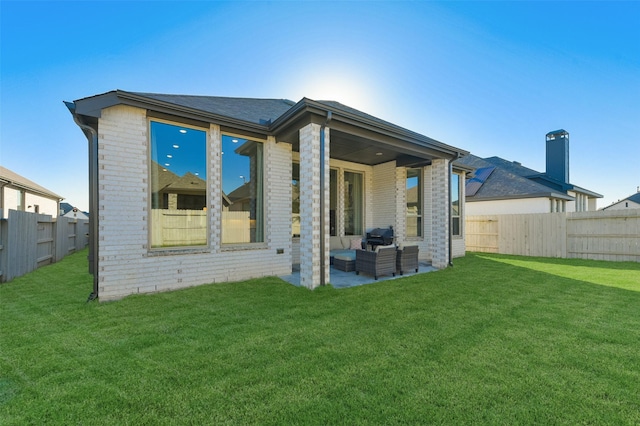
xmin=280 ymin=261 xmax=437 ymax=289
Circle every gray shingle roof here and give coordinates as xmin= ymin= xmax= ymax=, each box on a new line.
xmin=71 ymin=90 xmax=468 ymax=161
xmin=132 ymin=92 xmax=296 ymax=125
xmin=60 ymin=202 xmax=74 ymax=215
xmin=629 ymin=192 xmax=640 ymax=204
xmin=482 ymin=156 xmax=539 ymax=177
xmin=455 ymin=154 xmax=574 ymax=200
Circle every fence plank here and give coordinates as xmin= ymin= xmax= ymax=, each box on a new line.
xmin=0 ymin=218 xmax=7 ymax=280
xmin=7 ymin=210 xmax=39 ymax=281
xmin=465 ymin=216 xmax=498 ymax=252
xmin=1 ymin=210 xmax=89 ymax=283
xmin=466 ymin=209 xmax=640 ymax=262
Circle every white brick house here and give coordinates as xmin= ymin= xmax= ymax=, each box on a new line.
xmin=66 ymin=91 xmax=468 ymax=301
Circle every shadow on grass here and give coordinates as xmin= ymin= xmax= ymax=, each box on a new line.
xmin=473 ymin=252 xmax=640 ymax=292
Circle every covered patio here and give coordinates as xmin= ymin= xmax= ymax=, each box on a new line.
xmin=280 ymin=261 xmax=438 ymax=289
xmin=271 ymin=98 xmax=467 ymax=289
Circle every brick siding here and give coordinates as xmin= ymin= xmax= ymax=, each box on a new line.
xmin=97 ymin=105 xmax=291 ymax=300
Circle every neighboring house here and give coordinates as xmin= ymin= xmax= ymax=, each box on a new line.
xmin=60 ymin=202 xmax=89 ymax=220
xmin=0 ymin=166 xmax=63 ymax=219
xmin=66 ymin=90 xmax=468 ymax=301
xmin=455 ymin=130 xmax=602 ymax=215
xmin=602 ymin=188 xmax=640 ymax=210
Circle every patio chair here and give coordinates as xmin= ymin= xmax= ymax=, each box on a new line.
xmin=396 ymin=244 xmax=419 ymax=275
xmin=355 ymin=245 xmax=396 ymax=280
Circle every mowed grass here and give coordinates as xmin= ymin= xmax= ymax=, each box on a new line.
xmin=2 ymin=250 xmax=640 ymax=425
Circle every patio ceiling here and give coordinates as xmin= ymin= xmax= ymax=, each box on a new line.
xmin=311 ymin=129 xmax=433 ymax=167
xmin=271 ymin=99 xmax=466 ymax=167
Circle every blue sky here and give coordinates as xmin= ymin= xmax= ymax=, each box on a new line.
xmin=1 ymin=1 xmax=638 ymax=211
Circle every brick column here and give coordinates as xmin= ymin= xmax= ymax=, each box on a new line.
xmin=209 ymin=124 xmax=222 ymax=252
xmin=431 ymin=158 xmax=450 ymax=268
xmin=299 ymin=123 xmax=330 ymax=289
xmin=395 ymin=166 xmax=406 ymax=243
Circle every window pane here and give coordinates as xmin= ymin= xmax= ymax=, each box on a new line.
xmin=451 ymin=172 xmax=461 ymax=236
xmin=344 ymin=171 xmax=363 ymax=235
xmin=222 ymin=135 xmax=263 ymax=243
xmin=452 ymin=217 xmax=460 ymax=236
xmin=292 ymin=162 xmax=300 ymax=237
xmin=150 ymin=121 xmax=207 ymax=248
xmin=406 ymin=168 xmax=422 ymax=237
xmin=330 ymin=169 xmax=337 ymax=236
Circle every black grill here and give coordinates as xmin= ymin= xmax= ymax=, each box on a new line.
xmin=365 ymin=227 xmax=394 ymax=250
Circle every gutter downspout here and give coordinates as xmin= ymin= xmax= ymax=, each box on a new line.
xmin=320 ymin=111 xmax=332 ymax=286
xmin=448 ymin=153 xmax=461 ymax=267
xmin=65 ymin=102 xmax=99 ymax=302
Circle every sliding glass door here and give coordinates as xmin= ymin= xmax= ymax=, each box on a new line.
xmin=344 ymin=171 xmax=363 ymax=235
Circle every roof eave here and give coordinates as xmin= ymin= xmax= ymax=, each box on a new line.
xmin=270 ymin=98 xmax=467 ymax=159
xmin=467 ymin=192 xmax=574 ymax=202
xmin=568 ymin=186 xmax=603 ymax=198
xmin=72 ymin=91 xmax=469 ymax=160
xmin=3 ymin=181 xmax=63 ymax=201
xmin=72 ymin=90 xmax=271 ymax=135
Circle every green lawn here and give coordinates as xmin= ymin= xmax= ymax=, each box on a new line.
xmin=2 ymin=250 xmax=640 ymax=425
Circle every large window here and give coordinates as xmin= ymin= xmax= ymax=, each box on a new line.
xmin=222 ymin=135 xmax=264 ymax=244
xmin=344 ymin=171 xmax=363 ymax=235
xmin=451 ymin=172 xmax=461 ymax=236
xmin=406 ymin=168 xmax=422 ymax=237
xmin=292 ymin=162 xmax=300 ymax=237
xmin=150 ymin=121 xmax=207 ymax=248
xmin=330 ymin=169 xmax=337 ymax=236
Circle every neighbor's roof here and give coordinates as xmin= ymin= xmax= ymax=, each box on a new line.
xmin=474 ymin=155 xmax=602 ymax=198
xmin=0 ymin=166 xmax=63 ymax=200
xmin=603 ymin=191 xmax=640 ymax=209
xmin=454 ymin=155 xmax=575 ymax=201
xmin=627 ymin=192 xmax=640 ymax=204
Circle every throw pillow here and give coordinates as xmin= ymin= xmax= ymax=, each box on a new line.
xmin=350 ymin=238 xmax=362 ymax=250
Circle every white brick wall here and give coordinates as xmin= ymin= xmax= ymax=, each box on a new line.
xmin=394 ymin=166 xmax=407 ymax=242
xmin=371 ymin=161 xmax=397 ymax=229
xmin=209 ymin=124 xmax=222 ymax=252
xmin=299 ymin=123 xmax=329 ymax=289
xmin=96 ymin=105 xmax=291 ymax=301
xmin=430 ymin=159 xmax=450 ymax=268
xmin=94 ymin=105 xmax=462 ymax=299
xmin=421 ymin=165 xmax=433 ymax=260
xmin=265 ymin=136 xmax=293 ymax=262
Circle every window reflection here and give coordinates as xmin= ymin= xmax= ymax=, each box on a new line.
xmin=222 ymin=135 xmax=264 ymax=243
xmin=150 ymin=121 xmax=207 ymax=248
xmin=406 ymin=168 xmax=422 ymax=237
xmin=451 ymin=173 xmax=461 ymax=236
xmin=292 ymin=163 xmax=300 ymax=237
xmin=344 ymin=171 xmax=363 ymax=235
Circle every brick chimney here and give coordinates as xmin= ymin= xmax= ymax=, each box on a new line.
xmin=545 ymin=129 xmax=569 ymax=184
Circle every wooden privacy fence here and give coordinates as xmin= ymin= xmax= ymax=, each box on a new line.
xmin=466 ymin=209 xmax=640 ymax=262
xmin=0 ymin=210 xmax=89 ymax=282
